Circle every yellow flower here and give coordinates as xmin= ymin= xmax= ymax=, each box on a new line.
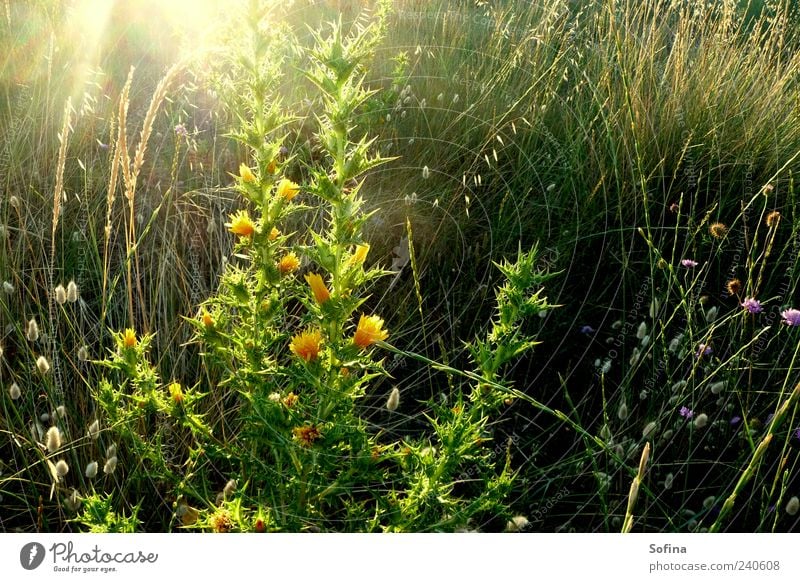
xmin=122 ymin=328 xmax=137 ymax=349
xmin=229 ymin=211 xmax=255 ymax=238
xmin=276 ymin=178 xmax=300 ymax=201
xmin=168 ymin=382 xmax=184 ymax=404
xmin=201 ymin=310 xmax=214 ymax=328
xmin=709 ymin=223 xmax=728 ymax=239
xmin=305 ymin=272 xmax=331 ymax=304
xmin=292 ymin=424 xmax=321 ymax=447
xmin=353 ymin=314 xmax=388 ymax=349
xmin=290 ymin=329 xmax=323 ymax=361
xmin=266 ymin=159 xmax=277 ymax=174
xmin=278 ymin=252 xmax=300 ymax=275
xmin=348 ymin=243 xmax=370 ymax=267
xmin=268 ymin=227 xmax=280 ymax=241
xmin=239 ymin=163 xmax=256 ymax=183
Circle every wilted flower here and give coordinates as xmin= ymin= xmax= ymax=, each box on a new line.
xmin=681 ymin=259 xmax=698 ymax=268
xmin=290 ymin=329 xmax=323 ymax=362
xmin=276 ymin=178 xmax=300 ymax=201
xmin=228 ymin=211 xmax=255 ymax=238
xmin=283 ymin=392 xmax=298 ymax=408
xmin=386 ymin=387 xmax=400 ymax=411
xmin=26 ymin=318 xmax=39 ymax=342
xmin=766 ymin=211 xmax=781 ymax=228
xmin=85 ymin=461 xmax=98 ymax=479
xmin=36 ymin=355 xmax=50 ymax=374
xmin=66 ymin=280 xmax=78 ymax=303
xmin=781 ymin=308 xmax=800 ymax=327
xmin=353 ymin=314 xmax=389 ymax=349
xmin=741 ymin=297 xmax=762 ymax=314
xmin=292 ymin=424 xmax=321 ymax=447
xmin=305 ymin=273 xmax=331 ymax=304
xmin=278 ymin=252 xmax=300 ymax=275
xmin=54 ymin=284 xmax=67 ymax=305
xmin=45 ymin=426 xmax=61 ymax=453
xmin=726 ymin=279 xmax=742 ymax=295
xmin=709 ymin=222 xmax=728 ymax=238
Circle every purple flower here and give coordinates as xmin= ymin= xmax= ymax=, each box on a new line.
xmin=679 ymin=406 xmax=694 ymax=419
xmin=696 ymin=343 xmax=712 ymax=357
xmin=174 ymin=123 xmax=188 ymax=138
xmin=579 ymin=325 xmax=595 ymax=335
xmin=681 ymin=259 xmax=699 ymax=268
xmin=741 ymin=297 xmax=763 ymax=314
xmin=793 ymin=427 xmax=800 ymax=440
xmin=98 ymin=142 xmax=109 ymax=150
xmin=730 ymin=416 xmax=742 ymax=425
xmin=781 ymin=308 xmax=800 ymax=327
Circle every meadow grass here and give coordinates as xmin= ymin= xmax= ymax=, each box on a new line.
xmin=2 ymin=0 xmax=800 ymax=532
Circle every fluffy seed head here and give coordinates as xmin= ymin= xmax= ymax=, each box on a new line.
xmin=36 ymin=356 xmax=50 ymax=374
xmin=710 ymin=381 xmax=725 ymax=395
xmin=8 ymin=382 xmax=20 ymax=400
xmin=87 ymin=419 xmax=100 ymax=440
xmin=693 ymin=413 xmax=709 ymax=429
xmin=617 ymin=401 xmax=629 ymax=421
xmin=642 ymin=421 xmax=658 ymax=439
xmin=386 ymin=387 xmax=400 ymax=412
xmin=66 ymin=280 xmax=78 ymax=303
xmin=54 ymin=284 xmax=66 ymax=305
xmin=3 ymin=281 xmax=13 ymax=294
xmin=505 ymin=515 xmax=529 ymax=532
xmin=45 ymin=426 xmax=61 ymax=453
xmin=85 ymin=461 xmax=98 ymax=479
xmin=103 ymin=456 xmax=118 ymax=475
xmin=55 ymin=459 xmax=69 ymax=478
xmin=26 ymin=318 xmax=39 ymax=342
xmin=786 ymin=496 xmax=800 ymax=516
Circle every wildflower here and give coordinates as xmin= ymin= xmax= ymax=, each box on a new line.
xmin=579 ymin=325 xmax=595 ymax=335
xmin=422 ymin=165 xmax=430 ymax=179
xmin=77 ymin=346 xmax=89 ymax=361
xmin=239 ymin=163 xmax=256 ymax=183
xmin=201 ymin=310 xmax=214 ymax=328
xmin=174 ymin=123 xmax=187 ymax=137
xmin=741 ymin=297 xmax=762 ymax=314
xmin=54 ymin=284 xmax=67 ymax=305
xmin=766 ymin=211 xmax=781 ymax=228
xmin=781 ymin=309 xmax=800 ymax=327
xmin=45 ymin=426 xmax=61 ymax=453
xmin=709 ymin=222 xmax=728 ymax=238
xmin=505 ymin=516 xmax=529 ymax=532
xmin=656 ymin=258 xmax=668 ymax=269
xmin=730 ymin=416 xmax=742 ymax=425
xmin=353 ymin=314 xmax=389 ymax=349
xmin=85 ymin=461 xmax=98 ymax=478
xmin=693 ymin=413 xmax=709 ymax=429
xmin=726 ymin=279 xmax=742 ymax=295
xmin=66 ymin=280 xmax=78 ymax=302
xmin=787 ymin=497 xmax=800 ymax=516
xmin=696 ymin=343 xmax=712 ymax=357
xmin=386 ymin=387 xmax=400 ymax=412
xmin=55 ymin=460 xmax=69 ymax=479
xmin=348 ymin=243 xmax=370 ymax=267
xmin=228 ymin=211 xmax=255 ymax=238
xmin=290 ymin=329 xmax=323 ymax=362
xmin=266 ymin=159 xmax=277 ymax=174
xmin=679 ymin=406 xmax=694 ymax=419
xmin=283 ymin=392 xmax=298 ymax=408
xmin=26 ymin=318 xmax=39 ymax=342
xmin=103 ymin=456 xmax=118 ymax=475
xmin=305 ymin=273 xmax=331 ymax=304
xmin=87 ymin=419 xmax=100 ymax=440
xmin=122 ymin=328 xmax=137 ymax=349
xmin=268 ymin=227 xmax=280 ymax=241
xmin=292 ymin=424 xmax=321 ymax=447
xmin=278 ymin=252 xmax=300 ymax=275
xmin=681 ymin=259 xmax=698 ymax=268
xmin=276 ymin=178 xmax=300 ymax=201
xmin=254 ymin=518 xmax=266 ymax=533
xmin=36 ymin=355 xmax=50 ymax=374
xmin=3 ymin=281 xmax=13 ymax=294
xmin=710 ymin=381 xmax=725 ymax=395
xmin=268 ymin=392 xmax=281 ymax=402
xmin=636 ymin=321 xmax=647 ymax=339
xmin=168 ymin=382 xmax=184 ymax=404
xmin=55 ymin=405 xmax=65 ymax=418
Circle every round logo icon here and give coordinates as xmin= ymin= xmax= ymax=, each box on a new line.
xmin=19 ymin=542 xmax=46 ymax=570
